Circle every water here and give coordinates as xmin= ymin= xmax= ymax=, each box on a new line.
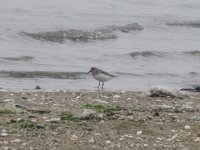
xmin=0 ymin=0 xmax=200 ymax=91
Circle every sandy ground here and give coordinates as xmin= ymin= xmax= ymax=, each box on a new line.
xmin=0 ymin=90 xmax=200 ymax=150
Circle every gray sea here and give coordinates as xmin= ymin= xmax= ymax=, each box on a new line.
xmin=0 ymin=0 xmax=200 ymax=91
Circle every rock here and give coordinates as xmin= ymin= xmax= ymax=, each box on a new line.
xmin=105 ymin=140 xmax=111 ymax=144
xmin=184 ymin=125 xmax=191 ymax=130
xmin=45 ymin=118 xmax=60 ymax=123
xmin=35 ymin=85 xmax=41 ymax=90
xmin=152 ymin=109 xmax=160 ymax=117
xmin=113 ymin=95 xmax=121 ymax=98
xmin=92 ymin=99 xmax=108 ymax=104
xmin=76 ymin=109 xmax=96 ymax=119
xmin=3 ymin=99 xmax=13 ymax=102
xmin=21 ymin=96 xmax=28 ymax=100
xmin=36 ymin=124 xmax=45 ymax=129
xmin=71 ymin=135 xmax=78 ymax=141
xmin=88 ymin=138 xmax=95 ymax=144
xmin=194 ymin=137 xmax=200 ymax=142
xmin=11 ymin=139 xmax=22 ymax=143
xmin=1 ymin=133 xmax=8 ymax=137
xmin=137 ymin=131 xmax=142 ymax=136
xmin=150 ymin=87 xmax=183 ymax=98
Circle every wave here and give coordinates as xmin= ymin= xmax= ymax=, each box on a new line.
xmin=0 ymin=71 xmax=85 ymax=79
xmin=145 ymin=73 xmax=178 ymax=77
xmin=129 ymin=51 xmax=166 ymax=58
xmin=22 ymin=23 xmax=143 ymax=42
xmin=183 ymin=50 xmax=200 ymax=56
xmin=0 ymin=56 xmax=34 ymax=61
xmin=188 ymin=72 xmax=200 ymax=76
xmin=166 ymin=20 xmax=200 ymax=28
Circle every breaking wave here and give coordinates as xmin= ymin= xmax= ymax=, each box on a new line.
xmin=0 ymin=71 xmax=85 ymax=79
xmin=0 ymin=56 xmax=34 ymax=61
xmin=183 ymin=50 xmax=200 ymax=56
xmin=166 ymin=20 xmax=200 ymax=28
xmin=129 ymin=51 xmax=166 ymax=58
xmin=22 ymin=23 xmax=143 ymax=42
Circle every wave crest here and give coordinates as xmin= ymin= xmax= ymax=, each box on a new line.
xmin=166 ymin=20 xmax=200 ymax=28
xmin=0 ymin=71 xmax=85 ymax=79
xmin=22 ymin=23 xmax=143 ymax=42
xmin=129 ymin=51 xmax=165 ymax=58
xmin=0 ymin=56 xmax=34 ymax=61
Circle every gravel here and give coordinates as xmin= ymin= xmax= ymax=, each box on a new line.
xmin=0 ymin=90 xmax=200 ymax=150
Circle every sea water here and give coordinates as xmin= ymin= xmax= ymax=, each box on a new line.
xmin=0 ymin=0 xmax=200 ymax=91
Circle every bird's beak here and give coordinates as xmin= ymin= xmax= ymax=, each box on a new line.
xmin=86 ymin=70 xmax=91 ymax=74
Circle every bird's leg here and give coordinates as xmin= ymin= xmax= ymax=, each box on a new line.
xmin=97 ymin=81 xmax=101 ymax=88
xmin=101 ymin=82 xmax=104 ymax=89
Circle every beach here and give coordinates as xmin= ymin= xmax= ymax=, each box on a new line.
xmin=0 ymin=90 xmax=200 ymax=150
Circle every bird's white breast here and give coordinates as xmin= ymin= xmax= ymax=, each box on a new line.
xmin=93 ymin=73 xmax=112 ymax=82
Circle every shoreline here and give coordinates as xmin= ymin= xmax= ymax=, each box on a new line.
xmin=0 ymin=90 xmax=200 ymax=149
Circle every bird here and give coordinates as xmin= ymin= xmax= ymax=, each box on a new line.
xmin=87 ymin=67 xmax=117 ymax=88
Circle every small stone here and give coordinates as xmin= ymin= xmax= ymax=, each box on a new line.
xmin=1 ymin=133 xmax=8 ymax=137
xmin=129 ymin=144 xmax=134 ymax=147
xmin=35 ymin=86 xmax=41 ymax=90
xmin=144 ymin=144 xmax=148 ymax=147
xmin=194 ymin=137 xmax=200 ymax=142
xmin=184 ymin=125 xmax=191 ymax=130
xmin=71 ymin=135 xmax=78 ymax=140
xmin=88 ymin=138 xmax=95 ymax=144
xmin=3 ymin=99 xmax=13 ymax=102
xmin=45 ymin=118 xmax=60 ymax=122
xmin=11 ymin=139 xmax=22 ymax=143
xmin=171 ymin=134 xmax=178 ymax=140
xmin=94 ymin=133 xmax=101 ymax=136
xmin=113 ymin=95 xmax=120 ymax=98
xmin=75 ymin=96 xmax=80 ymax=99
xmin=137 ymin=131 xmax=142 ymax=136
xmin=77 ymin=109 xmax=96 ymax=119
xmin=128 ymin=116 xmax=134 ymax=120
xmin=21 ymin=96 xmax=28 ymax=100
xmin=105 ymin=140 xmax=111 ymax=144
xmin=36 ymin=124 xmax=45 ymax=129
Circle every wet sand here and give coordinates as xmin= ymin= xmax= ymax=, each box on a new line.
xmin=0 ymin=90 xmax=200 ymax=150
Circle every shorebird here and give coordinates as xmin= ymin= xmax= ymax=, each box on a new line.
xmin=87 ymin=67 xmax=117 ymax=88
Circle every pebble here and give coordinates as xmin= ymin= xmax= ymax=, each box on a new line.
xmin=77 ymin=109 xmax=96 ymax=119
xmin=45 ymin=118 xmax=60 ymax=122
xmin=75 ymin=96 xmax=80 ymax=99
xmin=71 ymin=135 xmax=78 ymax=140
xmin=94 ymin=133 xmax=101 ymax=136
xmin=3 ymin=99 xmax=13 ymax=102
xmin=137 ymin=131 xmax=142 ymax=136
xmin=92 ymin=99 xmax=108 ymax=104
xmin=105 ymin=140 xmax=111 ymax=144
xmin=184 ymin=125 xmax=191 ymax=130
xmin=113 ymin=95 xmax=121 ymax=98
xmin=1 ymin=133 xmax=8 ymax=137
xmin=11 ymin=139 xmax=22 ymax=143
xmin=194 ymin=137 xmax=200 ymax=142
xmin=88 ymin=138 xmax=95 ymax=144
